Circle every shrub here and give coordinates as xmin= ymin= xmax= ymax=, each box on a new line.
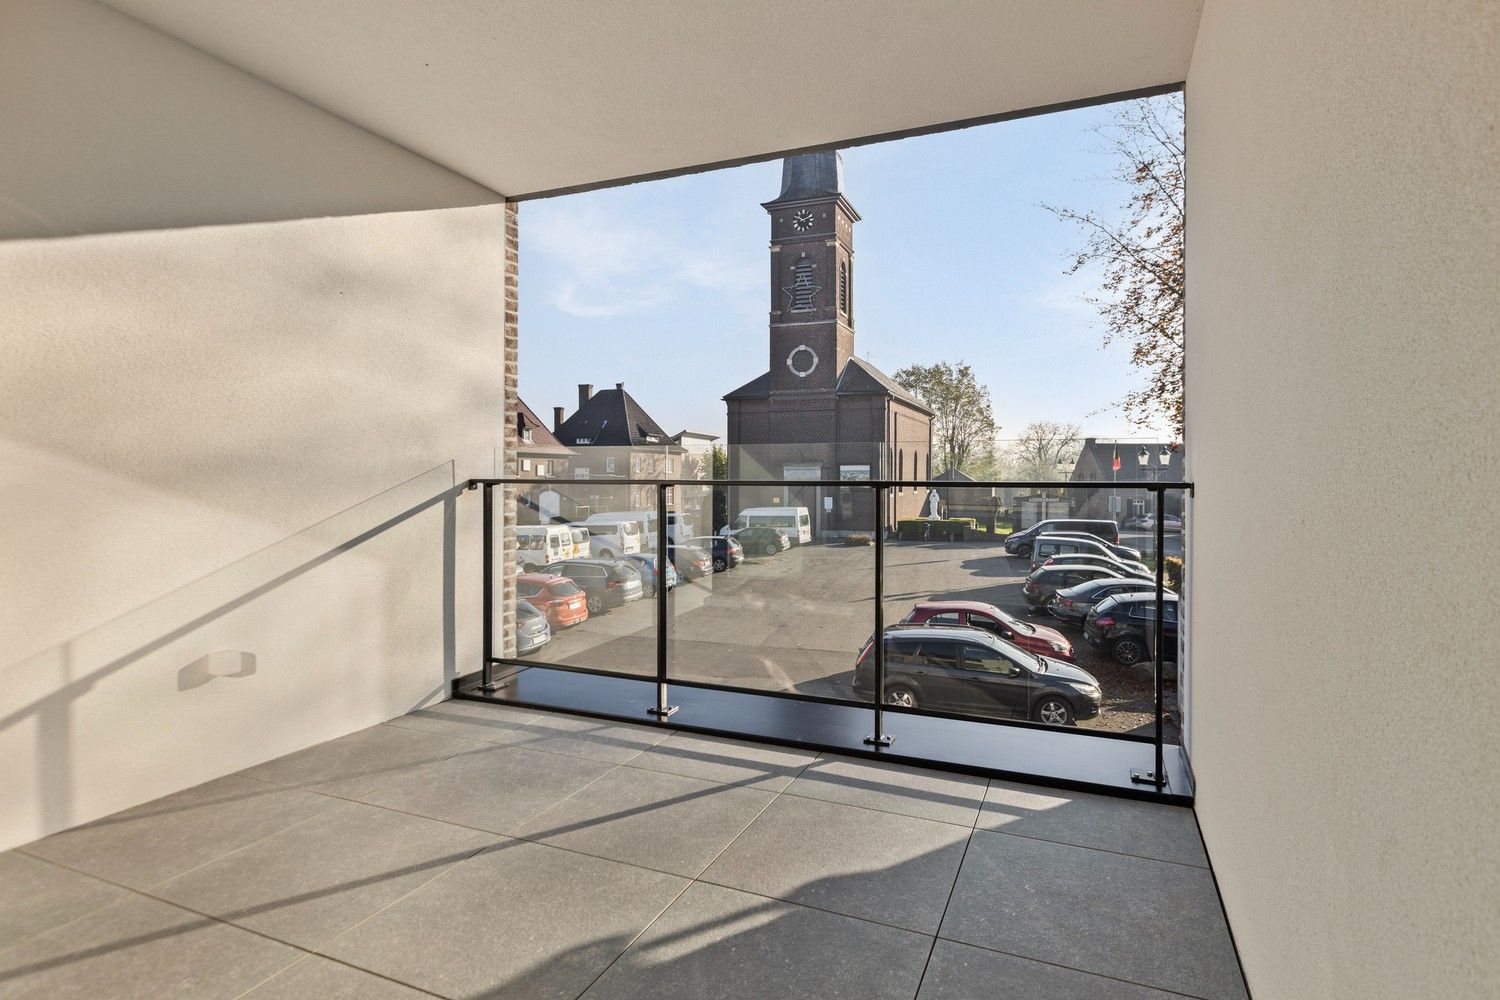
xmin=845 ymin=532 xmax=874 ymax=546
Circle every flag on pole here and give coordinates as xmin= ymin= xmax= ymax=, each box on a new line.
xmin=1111 ymin=446 xmax=1121 ymax=473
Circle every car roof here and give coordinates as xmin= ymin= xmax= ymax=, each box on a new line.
xmin=911 ymin=600 xmax=1001 ymax=614
xmin=884 ymin=624 xmax=1036 ymax=659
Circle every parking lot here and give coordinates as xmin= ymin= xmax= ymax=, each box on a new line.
xmin=514 ymin=530 xmax=1180 ymax=739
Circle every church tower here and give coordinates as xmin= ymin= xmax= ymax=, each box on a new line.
xmin=762 ymin=152 xmax=858 ymax=394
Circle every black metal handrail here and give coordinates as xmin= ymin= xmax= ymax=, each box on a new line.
xmin=468 ymin=475 xmax=1189 ymax=790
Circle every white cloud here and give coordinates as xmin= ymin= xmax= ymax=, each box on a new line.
xmin=526 ymin=202 xmax=759 ymax=319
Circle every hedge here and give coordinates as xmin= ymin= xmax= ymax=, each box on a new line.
xmin=895 ymin=518 xmax=976 ymax=541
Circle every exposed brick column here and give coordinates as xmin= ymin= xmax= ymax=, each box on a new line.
xmin=499 ymin=200 xmax=519 ymax=657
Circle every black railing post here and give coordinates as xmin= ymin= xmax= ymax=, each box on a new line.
xmin=1133 ymin=485 xmax=1168 ymax=788
xmin=481 ymin=481 xmax=494 ymax=691
xmin=865 ymin=482 xmax=892 ymax=747
xmin=647 ymin=481 xmax=677 ymax=719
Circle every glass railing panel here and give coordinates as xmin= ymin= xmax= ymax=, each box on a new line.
xmin=879 ymin=483 xmax=1171 ymax=737
xmin=666 ymin=480 xmax=875 ymax=704
xmin=498 ymin=477 xmax=657 ymax=678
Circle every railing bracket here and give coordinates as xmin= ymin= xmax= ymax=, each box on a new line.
xmin=863 ymin=734 xmax=894 ymax=747
xmin=646 ymin=705 xmax=679 ymax=719
xmin=1130 ymin=769 xmax=1165 ymax=787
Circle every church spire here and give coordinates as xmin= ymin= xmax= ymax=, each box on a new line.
xmin=764 ymin=150 xmax=844 ymax=206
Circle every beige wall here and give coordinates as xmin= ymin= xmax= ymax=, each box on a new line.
xmin=1185 ymin=2 xmax=1498 ymax=997
xmin=0 ymin=0 xmax=500 ymax=239
xmin=0 ymin=205 xmax=507 ymax=850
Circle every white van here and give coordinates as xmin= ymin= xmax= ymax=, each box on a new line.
xmin=516 ymin=524 xmax=572 ymax=569
xmin=725 ymin=506 xmax=812 ymax=545
xmin=566 ymin=526 xmax=589 ymax=559
xmin=576 ymin=518 xmax=642 ymax=558
xmin=589 ymin=510 xmax=696 ymax=544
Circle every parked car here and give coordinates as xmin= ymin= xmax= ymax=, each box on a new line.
xmin=689 ymin=535 xmax=743 ymax=572
xmin=1047 ymin=578 xmax=1172 ymax=624
xmin=1084 ymin=593 xmax=1181 ymax=665
xmin=1042 ymin=531 xmax=1143 ymax=563
xmin=621 ymin=553 xmax=677 ymax=596
xmin=1021 ymin=563 xmax=1119 ymax=608
xmin=515 ymin=524 xmax=572 ymax=570
xmin=514 ymin=599 xmax=552 ymax=655
xmin=728 ymin=524 xmax=791 ymax=557
xmin=1038 ymin=552 xmax=1153 ymax=580
xmin=1030 ymin=533 xmax=1151 ymax=574
xmin=852 ymin=626 xmax=1101 ymax=725
xmin=899 ymin=600 xmax=1074 ymax=660
xmin=551 ymin=559 xmax=643 ymax=613
xmin=1003 ymin=518 xmax=1121 ymax=557
xmin=1123 ymin=513 xmax=1183 ymax=532
xmin=515 ymin=572 xmax=589 ymax=629
xmin=574 ymin=518 xmax=643 ymax=558
xmin=666 ymin=543 xmax=713 ymax=580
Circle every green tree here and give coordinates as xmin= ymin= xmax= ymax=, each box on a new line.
xmin=1044 ymin=93 xmax=1184 ymax=438
xmin=892 ymin=361 xmax=997 ymax=476
xmin=710 ymin=444 xmax=729 ymax=480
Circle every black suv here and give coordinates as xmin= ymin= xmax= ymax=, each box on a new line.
xmin=1003 ymin=519 xmax=1121 ymax=558
xmin=1084 ymin=593 xmax=1180 ymax=665
xmin=852 ymin=626 xmax=1101 ymax=726
xmin=552 ymin=559 xmax=643 ymax=614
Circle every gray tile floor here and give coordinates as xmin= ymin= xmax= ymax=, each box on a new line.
xmin=0 ymin=700 xmax=1248 ymax=1000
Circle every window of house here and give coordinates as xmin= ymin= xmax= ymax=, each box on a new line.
xmin=606 ymin=456 xmax=616 ymax=473
xmin=521 ymin=458 xmax=531 ymax=472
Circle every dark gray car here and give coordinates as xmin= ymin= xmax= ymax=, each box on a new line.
xmin=1047 ymin=578 xmax=1171 ymax=624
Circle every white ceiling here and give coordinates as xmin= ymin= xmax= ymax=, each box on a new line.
xmin=102 ymin=0 xmax=1201 ymax=199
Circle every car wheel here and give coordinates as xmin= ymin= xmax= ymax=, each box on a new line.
xmin=713 ymin=556 xmax=727 ymax=572
xmin=586 ymin=593 xmax=603 ymax=615
xmin=599 ymin=549 xmax=613 ymax=559
xmin=1033 ymin=695 xmax=1074 ymax=726
xmin=885 ymin=685 xmax=918 ymax=709
xmin=763 ymin=541 xmax=779 ymax=556
xmin=1112 ymin=637 xmax=1147 ymax=665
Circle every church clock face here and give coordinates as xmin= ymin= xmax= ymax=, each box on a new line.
xmin=786 ymin=344 xmax=819 ymax=378
xmin=791 ymin=209 xmax=814 ymax=232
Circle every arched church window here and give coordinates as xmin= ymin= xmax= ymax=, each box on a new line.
xmin=789 ymin=258 xmax=817 ymax=312
xmin=898 ymin=450 xmax=904 ymax=493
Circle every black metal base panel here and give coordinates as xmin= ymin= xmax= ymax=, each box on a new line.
xmin=455 ymin=665 xmax=1193 ymax=804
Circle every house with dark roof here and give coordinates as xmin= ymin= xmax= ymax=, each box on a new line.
xmin=515 ymin=396 xmax=573 ymax=481
xmin=724 ymin=151 xmax=933 ymax=534
xmin=1068 ymin=438 xmax=1185 ymax=520
xmin=553 ymin=383 xmax=687 ymax=511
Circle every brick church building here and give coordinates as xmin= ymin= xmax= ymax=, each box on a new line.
xmin=724 ymin=151 xmax=933 ymax=536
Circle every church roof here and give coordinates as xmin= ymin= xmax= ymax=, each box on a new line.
xmin=722 ymin=370 xmax=773 ymax=401
xmin=555 ymin=384 xmax=679 ymax=449
xmin=763 ymin=150 xmax=843 ymax=206
xmin=722 ymin=357 xmax=933 ymax=415
xmin=836 ymin=356 xmax=933 ymax=414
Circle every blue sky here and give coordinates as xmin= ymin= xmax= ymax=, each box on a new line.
xmin=518 ymin=95 xmax=1175 ymax=444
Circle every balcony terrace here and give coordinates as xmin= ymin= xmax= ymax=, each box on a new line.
xmin=2 ymin=698 xmax=1243 ymax=999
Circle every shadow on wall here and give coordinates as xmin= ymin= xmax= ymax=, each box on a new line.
xmin=0 ymin=461 xmax=460 ymax=849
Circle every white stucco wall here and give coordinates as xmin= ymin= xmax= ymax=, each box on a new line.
xmin=0 ymin=205 xmax=506 ymax=850
xmin=1185 ymin=2 xmax=1498 ymax=997
xmin=0 ymin=0 xmax=500 ymax=239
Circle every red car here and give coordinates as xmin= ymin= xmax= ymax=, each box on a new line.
xmin=516 ymin=573 xmax=589 ymax=629
xmin=899 ymin=600 xmax=1074 ymax=661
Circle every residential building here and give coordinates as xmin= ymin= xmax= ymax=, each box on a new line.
xmin=1069 ymin=438 xmax=1186 ymax=520
xmin=553 ymin=382 xmax=686 ymax=511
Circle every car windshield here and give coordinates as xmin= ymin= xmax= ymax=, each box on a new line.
xmin=549 ymin=580 xmax=581 ymax=596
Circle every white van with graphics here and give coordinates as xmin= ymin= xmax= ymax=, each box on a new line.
xmin=725 ymin=506 xmax=813 ymax=545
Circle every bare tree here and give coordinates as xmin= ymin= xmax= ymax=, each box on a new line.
xmin=1006 ymin=422 xmax=1084 ymax=482
xmin=892 ymin=361 xmax=997 ymax=476
xmin=1044 ymin=93 xmax=1184 ymax=437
